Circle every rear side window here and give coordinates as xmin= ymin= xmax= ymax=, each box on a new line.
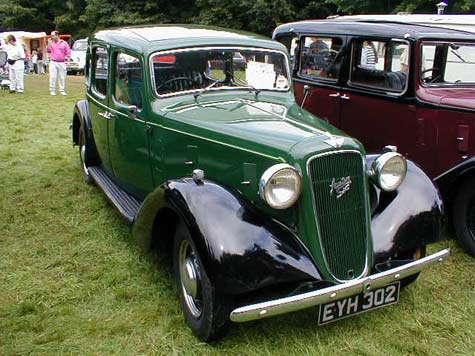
xmin=115 ymin=52 xmax=143 ymax=109
xmin=349 ymin=39 xmax=409 ymax=93
xmin=92 ymin=47 xmax=108 ymax=97
xmin=299 ymin=36 xmax=343 ymax=81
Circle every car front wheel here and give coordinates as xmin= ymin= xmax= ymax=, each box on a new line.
xmin=173 ymin=221 xmax=230 ymax=342
xmin=453 ymin=178 xmax=475 ymax=256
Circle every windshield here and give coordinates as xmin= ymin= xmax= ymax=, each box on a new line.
xmin=72 ymin=41 xmax=87 ymax=51
xmin=421 ymin=42 xmax=475 ymax=85
xmin=151 ymin=47 xmax=290 ymax=96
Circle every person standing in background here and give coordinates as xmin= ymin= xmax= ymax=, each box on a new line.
xmin=46 ymin=30 xmax=71 ymax=96
xmin=37 ymin=48 xmax=44 ymax=74
xmin=360 ymin=40 xmax=378 ymax=70
xmin=32 ymin=50 xmax=38 ymax=74
xmin=23 ymin=44 xmax=30 ymax=74
xmin=3 ymin=35 xmax=25 ymax=93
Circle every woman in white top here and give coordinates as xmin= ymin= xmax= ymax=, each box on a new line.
xmin=32 ymin=50 xmax=38 ymax=74
xmin=4 ymin=35 xmax=25 ymax=93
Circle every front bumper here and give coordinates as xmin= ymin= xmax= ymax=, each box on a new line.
xmin=230 ymin=248 xmax=450 ymax=323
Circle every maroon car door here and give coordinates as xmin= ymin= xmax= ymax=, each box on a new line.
xmin=338 ymin=38 xmax=436 ymax=172
xmin=292 ymin=35 xmax=347 ymax=128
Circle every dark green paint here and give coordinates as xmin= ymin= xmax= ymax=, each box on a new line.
xmin=87 ymin=25 xmax=370 ymax=282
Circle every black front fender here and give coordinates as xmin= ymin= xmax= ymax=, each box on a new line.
xmin=133 ymin=178 xmax=322 ymax=295
xmin=367 ymin=155 xmax=444 ymax=264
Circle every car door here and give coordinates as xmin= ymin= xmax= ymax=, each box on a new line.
xmin=417 ymin=40 xmax=475 ymax=178
xmin=88 ymin=45 xmax=112 ymax=172
xmin=108 ymin=50 xmax=154 ymax=199
xmin=339 ymin=38 xmax=428 ymax=167
xmin=292 ymin=35 xmax=347 ymax=128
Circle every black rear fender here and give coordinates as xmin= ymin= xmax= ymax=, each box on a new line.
xmin=72 ymin=99 xmax=99 ymax=164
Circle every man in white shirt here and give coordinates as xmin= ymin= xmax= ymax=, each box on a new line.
xmin=3 ymin=35 xmax=25 ymax=93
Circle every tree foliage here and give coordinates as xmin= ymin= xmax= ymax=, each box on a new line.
xmin=0 ymin=0 xmax=473 ymax=39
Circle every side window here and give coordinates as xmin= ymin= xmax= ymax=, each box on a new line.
xmin=299 ymin=36 xmax=343 ymax=81
xmin=350 ymin=39 xmax=409 ymax=93
xmin=92 ymin=47 xmax=108 ymax=97
xmin=115 ymin=52 xmax=143 ymax=109
xmin=85 ymin=46 xmax=91 ymax=86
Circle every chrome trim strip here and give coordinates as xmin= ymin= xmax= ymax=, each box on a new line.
xmin=306 ymin=150 xmax=372 ymax=283
xmin=144 ymin=121 xmax=285 ymax=162
xmin=86 ymin=92 xmax=108 ymax=109
xmin=230 ymin=248 xmax=450 ymax=323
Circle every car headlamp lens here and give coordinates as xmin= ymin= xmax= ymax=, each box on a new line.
xmin=259 ymin=164 xmax=302 ymax=209
xmin=371 ymin=152 xmax=407 ymax=191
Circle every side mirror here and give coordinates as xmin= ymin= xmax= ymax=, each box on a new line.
xmin=301 ymin=84 xmax=310 ymax=108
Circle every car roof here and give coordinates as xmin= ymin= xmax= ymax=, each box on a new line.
xmin=273 ymin=19 xmax=475 ymax=41
xmin=91 ymin=24 xmax=286 ymax=54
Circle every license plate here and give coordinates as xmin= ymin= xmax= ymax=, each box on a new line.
xmin=318 ymin=282 xmax=400 ymax=325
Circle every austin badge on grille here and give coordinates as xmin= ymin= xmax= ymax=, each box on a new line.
xmin=329 ymin=176 xmax=352 ymax=199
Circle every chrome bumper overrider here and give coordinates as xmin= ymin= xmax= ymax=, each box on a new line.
xmin=230 ymin=248 xmax=450 ymax=323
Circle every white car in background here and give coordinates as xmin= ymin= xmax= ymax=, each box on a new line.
xmin=66 ymin=38 xmax=87 ymax=75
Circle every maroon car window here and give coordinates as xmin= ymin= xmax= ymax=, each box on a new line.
xmin=299 ymin=37 xmax=343 ymax=81
xmin=349 ymin=40 xmax=409 ymax=93
xmin=115 ymin=52 xmax=143 ymax=109
xmin=421 ymin=42 xmax=475 ymax=85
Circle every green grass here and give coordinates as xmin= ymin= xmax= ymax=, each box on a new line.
xmin=1 ymin=75 xmax=474 ymax=356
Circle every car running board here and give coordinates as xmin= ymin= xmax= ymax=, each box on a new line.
xmin=88 ymin=166 xmax=142 ymax=224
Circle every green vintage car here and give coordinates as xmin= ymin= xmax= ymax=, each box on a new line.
xmin=72 ymin=25 xmax=450 ymax=341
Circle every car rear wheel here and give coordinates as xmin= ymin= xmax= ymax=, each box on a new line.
xmin=453 ymin=178 xmax=475 ymax=256
xmin=173 ymin=221 xmax=230 ymax=342
xmin=78 ymin=125 xmax=93 ymax=185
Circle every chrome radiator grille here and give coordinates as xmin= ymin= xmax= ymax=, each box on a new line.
xmin=307 ymin=151 xmax=369 ymax=281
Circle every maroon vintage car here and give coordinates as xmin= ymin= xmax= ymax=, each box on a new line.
xmin=273 ymin=20 xmax=475 ymax=255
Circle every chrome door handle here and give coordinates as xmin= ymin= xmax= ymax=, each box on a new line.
xmin=98 ymin=112 xmax=112 ymax=120
xmin=328 ymin=92 xmax=340 ymax=97
xmin=456 ymin=137 xmax=464 ymax=141
xmin=340 ymin=94 xmax=350 ymax=100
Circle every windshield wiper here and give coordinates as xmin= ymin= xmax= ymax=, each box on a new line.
xmin=194 ymin=72 xmax=260 ymax=99
xmin=194 ymin=78 xmax=224 ymax=99
xmin=233 ymin=76 xmax=261 ymax=97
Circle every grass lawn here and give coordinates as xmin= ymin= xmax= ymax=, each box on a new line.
xmin=1 ymin=75 xmax=474 ymax=356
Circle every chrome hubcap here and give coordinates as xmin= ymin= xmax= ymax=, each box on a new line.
xmin=80 ymin=142 xmax=89 ymax=175
xmin=181 ymin=258 xmax=198 ymax=298
xmin=179 ymin=239 xmax=202 ymax=318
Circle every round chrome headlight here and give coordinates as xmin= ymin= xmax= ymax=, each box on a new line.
xmin=259 ymin=164 xmax=302 ymax=209
xmin=371 ymin=152 xmax=407 ymax=191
